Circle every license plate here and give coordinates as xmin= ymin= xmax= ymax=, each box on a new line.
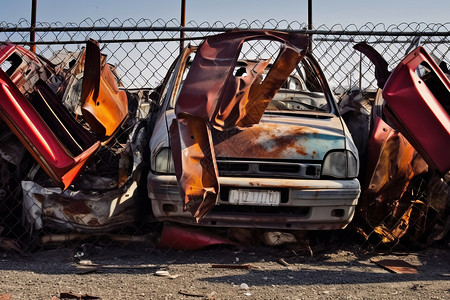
xmin=229 ymin=189 xmax=281 ymax=206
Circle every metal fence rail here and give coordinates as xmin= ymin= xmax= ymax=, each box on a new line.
xmin=2 ymin=19 xmax=449 ymax=92
xmin=0 ymin=19 xmax=449 ymax=253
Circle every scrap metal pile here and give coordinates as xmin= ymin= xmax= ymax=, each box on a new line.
xmin=0 ymin=39 xmax=147 ymax=245
xmin=0 ymin=31 xmax=448 ymax=251
xmin=343 ymin=42 xmax=450 ymax=249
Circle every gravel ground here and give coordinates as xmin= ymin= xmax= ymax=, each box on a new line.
xmin=1 ymin=239 xmax=449 ymax=300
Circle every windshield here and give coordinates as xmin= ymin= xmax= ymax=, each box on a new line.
xmin=168 ymin=55 xmax=331 ymax=113
xmin=266 ymin=56 xmax=330 ymax=113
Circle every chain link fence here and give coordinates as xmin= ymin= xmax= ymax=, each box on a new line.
xmin=0 ymin=18 xmax=449 ymax=254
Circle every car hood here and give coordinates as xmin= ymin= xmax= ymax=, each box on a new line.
xmin=213 ymin=112 xmax=346 ymax=161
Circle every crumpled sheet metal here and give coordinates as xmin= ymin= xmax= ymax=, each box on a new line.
xmin=175 ymin=30 xmax=308 ymax=130
xmin=0 ymin=69 xmax=101 ymax=190
xmin=170 ymin=30 xmax=309 ymax=221
xmin=21 ymin=117 xmax=146 ymax=233
xmin=22 ymin=180 xmax=138 ymax=233
xmin=170 ymin=115 xmax=218 ymax=221
xmin=0 ymin=40 xmax=128 ymax=189
xmin=80 ymin=39 xmax=129 ymax=141
xmin=353 ymin=44 xmax=449 ymax=246
xmin=358 ymin=96 xmax=429 ymax=243
xmin=382 ymin=46 xmax=450 ymax=176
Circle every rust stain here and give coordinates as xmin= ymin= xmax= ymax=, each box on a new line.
xmin=57 ymin=198 xmax=92 ymax=215
xmin=32 ymin=193 xmax=45 ymax=204
xmin=359 ymin=126 xmax=429 ymax=243
xmin=214 ymin=124 xmax=312 ymax=158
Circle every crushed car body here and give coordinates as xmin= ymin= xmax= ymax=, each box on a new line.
xmin=382 ymin=46 xmax=450 ymax=176
xmin=0 ymin=41 xmax=147 ymax=240
xmin=354 ymin=42 xmax=450 ymax=177
xmin=147 ymin=30 xmax=361 ymax=230
xmin=0 ymin=40 xmax=128 ymax=190
xmin=0 ymin=43 xmax=100 ymax=190
xmin=352 ymin=42 xmax=450 ymax=246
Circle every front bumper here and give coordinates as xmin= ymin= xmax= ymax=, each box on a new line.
xmin=148 ymin=173 xmax=360 ymax=230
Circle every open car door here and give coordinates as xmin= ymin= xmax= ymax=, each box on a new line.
xmin=382 ymin=46 xmax=450 ymax=176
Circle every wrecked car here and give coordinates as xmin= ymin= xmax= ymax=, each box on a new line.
xmin=382 ymin=46 xmax=450 ymax=177
xmin=0 ymin=41 xmax=145 ymax=240
xmin=0 ymin=40 xmax=128 ymax=190
xmin=147 ymin=30 xmax=361 ymax=230
xmin=351 ymin=42 xmax=450 ymax=247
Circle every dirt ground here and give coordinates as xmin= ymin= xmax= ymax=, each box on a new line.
xmin=0 ymin=238 xmax=449 ymax=300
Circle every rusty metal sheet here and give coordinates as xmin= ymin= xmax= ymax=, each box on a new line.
xmin=170 ymin=115 xmax=219 ymax=220
xmin=171 ymin=30 xmax=309 ymax=220
xmin=360 ymin=122 xmax=428 ymax=234
xmin=358 ymin=90 xmax=429 ymax=243
xmin=371 ymin=259 xmax=418 ymax=274
xmin=175 ymin=30 xmax=308 ymax=130
xmin=81 ymin=39 xmax=128 ymax=141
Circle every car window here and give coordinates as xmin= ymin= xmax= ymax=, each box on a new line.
xmin=167 ymin=54 xmax=193 ymax=109
xmin=1 ymin=59 xmax=13 ymax=74
xmin=168 ymin=54 xmax=331 ymax=113
xmin=267 ymin=56 xmax=331 ymax=113
xmin=417 ymin=61 xmax=450 ymax=114
xmin=1 ymin=52 xmax=22 ymax=76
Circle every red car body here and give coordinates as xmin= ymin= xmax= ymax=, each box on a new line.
xmin=0 ymin=45 xmax=101 ymax=189
xmin=382 ymin=46 xmax=450 ymax=176
xmin=0 ymin=42 xmax=128 ymax=190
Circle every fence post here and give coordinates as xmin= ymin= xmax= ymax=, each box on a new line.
xmin=308 ymin=0 xmax=313 ymax=51
xmin=180 ymin=0 xmax=186 ymax=54
xmin=30 ymin=0 xmax=37 ymax=52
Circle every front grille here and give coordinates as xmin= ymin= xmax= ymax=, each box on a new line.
xmin=217 ymin=159 xmax=321 ymax=179
xmin=211 ymin=204 xmax=310 ymax=216
xmin=258 ymin=163 xmax=300 ymax=173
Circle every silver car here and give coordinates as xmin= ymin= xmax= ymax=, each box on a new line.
xmin=147 ymin=30 xmax=360 ymax=230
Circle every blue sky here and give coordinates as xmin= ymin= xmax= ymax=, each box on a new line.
xmin=1 ymin=0 xmax=449 ymax=27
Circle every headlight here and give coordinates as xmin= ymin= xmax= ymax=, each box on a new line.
xmin=153 ymin=147 xmax=175 ymax=174
xmin=322 ymin=150 xmax=358 ymax=178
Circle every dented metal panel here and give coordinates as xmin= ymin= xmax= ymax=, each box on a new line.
xmin=382 ymin=46 xmax=450 ymax=176
xmin=170 ymin=115 xmax=219 ymax=221
xmin=213 ymin=114 xmax=344 ymax=160
xmin=357 ymin=90 xmax=429 ymax=242
xmin=80 ymin=39 xmax=129 ymax=141
xmin=22 ymin=180 xmax=138 ymax=232
xmin=0 ymin=69 xmax=101 ymax=190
